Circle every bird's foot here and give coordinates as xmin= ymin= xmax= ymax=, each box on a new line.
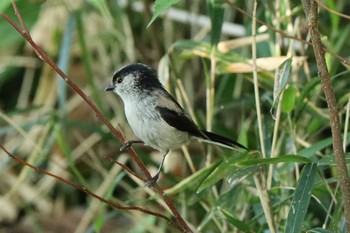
xmin=145 ymin=173 xmax=159 ymax=188
xmin=120 ymin=141 xmax=132 ymax=152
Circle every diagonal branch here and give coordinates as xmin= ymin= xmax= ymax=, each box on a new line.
xmin=1 ymin=10 xmax=152 ymax=186
xmin=1 ymin=2 xmax=192 ymax=232
xmin=0 ymin=145 xmax=172 ymax=223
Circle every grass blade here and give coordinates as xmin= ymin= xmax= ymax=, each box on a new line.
xmin=285 ymin=163 xmax=317 ymax=233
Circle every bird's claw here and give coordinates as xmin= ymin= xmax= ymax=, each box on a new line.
xmin=145 ymin=174 xmax=159 ymax=188
xmin=120 ymin=141 xmax=132 ymax=152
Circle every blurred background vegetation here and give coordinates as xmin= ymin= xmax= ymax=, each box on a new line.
xmin=1 ymin=0 xmax=350 ymax=232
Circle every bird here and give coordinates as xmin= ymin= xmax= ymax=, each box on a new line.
xmin=105 ymin=63 xmax=247 ymax=185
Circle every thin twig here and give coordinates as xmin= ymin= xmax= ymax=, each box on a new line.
xmin=1 ymin=2 xmax=192 ymax=232
xmin=11 ymin=1 xmax=29 ymax=35
xmin=252 ymin=1 xmax=276 ymax=232
xmin=267 ymin=94 xmax=283 ymax=188
xmin=0 ymin=13 xmax=151 ymax=180
xmin=105 ymin=156 xmax=143 ymax=180
xmin=0 ymin=145 xmax=172 ymax=223
xmin=251 ymin=2 xmax=266 ymax=158
xmin=225 ymin=0 xmax=350 ymax=67
xmin=315 ymin=0 xmax=350 ymax=20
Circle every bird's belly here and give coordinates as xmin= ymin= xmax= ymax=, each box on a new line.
xmin=125 ymin=105 xmax=189 ymax=152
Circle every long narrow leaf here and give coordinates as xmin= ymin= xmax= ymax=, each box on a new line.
xmin=284 ymin=163 xmax=317 ymax=233
xmin=147 ymin=0 xmax=180 ymax=27
xmin=208 ymin=0 xmax=224 ymax=45
xmin=238 ymin=154 xmax=311 ymax=166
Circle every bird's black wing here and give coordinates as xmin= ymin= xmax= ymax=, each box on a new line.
xmin=157 ymin=107 xmax=248 ymax=150
xmin=156 ymin=106 xmax=204 ymax=138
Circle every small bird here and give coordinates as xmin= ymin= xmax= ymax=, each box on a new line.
xmin=105 ymin=63 xmax=247 ymax=184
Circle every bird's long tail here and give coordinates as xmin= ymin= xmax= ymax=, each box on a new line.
xmin=199 ymin=130 xmax=248 ymax=151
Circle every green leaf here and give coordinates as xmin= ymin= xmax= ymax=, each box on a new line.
xmin=147 ymin=0 xmax=180 ymax=28
xmin=318 ymin=153 xmax=350 ymax=166
xmin=297 ymin=134 xmax=350 ymax=158
xmin=273 ymin=57 xmax=292 ymax=102
xmin=270 ymin=57 xmax=292 ymax=116
xmin=197 ymin=207 xmax=217 ymax=231
xmin=207 ymin=0 xmax=225 ymax=45
xmin=285 ymin=163 xmax=317 ymax=233
xmin=238 ymin=154 xmax=311 ymax=166
xmin=170 ymin=39 xmax=244 ymax=65
xmin=164 ymin=160 xmax=221 ymax=196
xmin=196 ymin=153 xmax=252 ymax=193
xmin=281 ymin=86 xmax=297 ymax=113
xmin=221 ymin=209 xmax=252 ymax=233
xmin=197 ymin=154 xmax=311 ymax=195
xmin=307 ymin=228 xmax=334 ymax=233
xmin=297 ymin=134 xmax=350 ymax=161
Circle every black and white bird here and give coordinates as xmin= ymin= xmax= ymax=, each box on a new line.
xmin=105 ymin=63 xmax=247 ymax=184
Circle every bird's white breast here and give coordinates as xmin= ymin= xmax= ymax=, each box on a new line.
xmin=122 ymin=94 xmax=190 ymax=153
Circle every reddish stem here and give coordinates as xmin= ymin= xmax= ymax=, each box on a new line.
xmin=1 ymin=2 xmax=192 ymax=232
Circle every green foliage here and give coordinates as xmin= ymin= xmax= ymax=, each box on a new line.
xmin=285 ymin=163 xmax=317 ymax=233
xmin=147 ymin=0 xmax=180 ymax=27
xmin=207 ymin=0 xmax=225 ymax=45
xmin=282 ymin=86 xmax=297 ymax=114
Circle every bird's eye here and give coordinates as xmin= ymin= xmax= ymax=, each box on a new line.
xmin=116 ymin=77 xmax=123 ymax=83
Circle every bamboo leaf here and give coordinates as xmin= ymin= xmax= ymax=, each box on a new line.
xmin=281 ymin=86 xmax=297 ymax=113
xmin=147 ymin=0 xmax=180 ymax=27
xmin=238 ymin=155 xmax=311 ymax=166
xmin=285 ymin=163 xmax=317 ymax=233
xmin=208 ymin=0 xmax=224 ymax=45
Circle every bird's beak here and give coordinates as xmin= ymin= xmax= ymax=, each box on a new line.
xmin=105 ymin=83 xmax=114 ymax=91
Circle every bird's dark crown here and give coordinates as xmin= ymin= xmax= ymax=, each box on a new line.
xmin=113 ymin=63 xmax=162 ymax=90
